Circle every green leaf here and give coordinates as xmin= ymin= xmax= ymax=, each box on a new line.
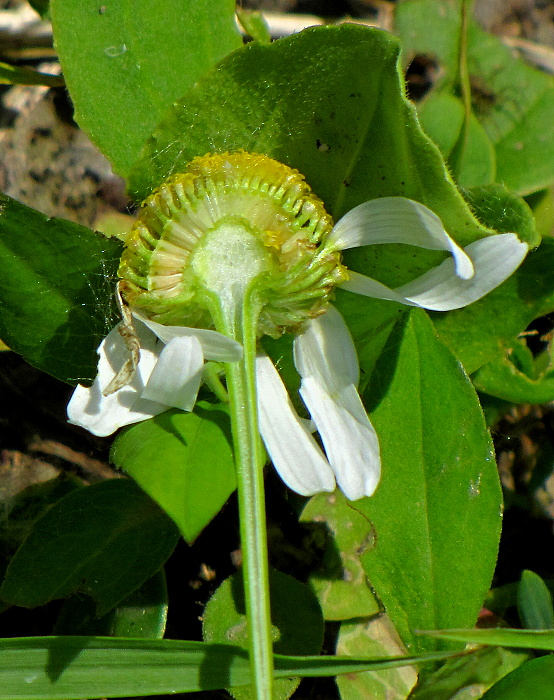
xmin=336 ymin=616 xmax=417 ymax=699
xmin=433 ymin=238 xmax=554 ymax=375
xmin=203 ymin=569 xmax=324 ymax=700
xmin=481 ymin=656 xmax=554 ymax=700
xmin=517 ymin=570 xmax=554 ymax=630
xmin=54 ymin=570 xmax=168 ymax=639
xmin=111 ymin=403 xmax=236 ymax=544
xmin=418 ymin=627 xmax=554 ymax=650
xmin=357 ymin=309 xmax=501 ymax=652
xmin=418 ymin=92 xmax=496 ymax=188
xmin=462 ymin=183 xmax=540 ymax=248
xmin=0 ymin=193 xmax=121 ymax=384
xmin=410 ymin=646 xmax=529 ymax=700
xmin=0 ymin=635 xmax=468 ymax=698
xmin=396 ymin=0 xmax=554 ymax=195
xmin=472 ymin=339 xmax=554 ymax=404
xmin=50 ymin=0 xmax=242 ymax=176
xmin=300 ymin=491 xmax=380 ymax=621
xmin=0 ymin=62 xmax=63 ymax=87
xmin=129 ymin=24 xmax=493 ymax=257
xmin=0 ymin=480 xmax=180 ymax=616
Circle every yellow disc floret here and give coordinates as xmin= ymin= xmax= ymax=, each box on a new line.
xmin=119 ymin=152 xmax=347 ymax=337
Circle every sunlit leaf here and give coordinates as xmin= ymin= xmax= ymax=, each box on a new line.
xmin=418 ymin=627 xmax=554 ymax=650
xmin=111 ymin=404 xmax=236 ymax=544
xmin=0 ymin=635 xmax=467 ymax=698
xmin=336 ymin=616 xmax=417 ymax=699
xmin=50 ymin=0 xmax=242 ymax=175
xmin=129 ymin=24 xmax=493 ymax=264
xmin=480 ymin=656 xmax=554 ymax=699
xmin=357 ymin=310 xmax=501 ymax=652
xmin=396 ymin=0 xmax=554 ymax=195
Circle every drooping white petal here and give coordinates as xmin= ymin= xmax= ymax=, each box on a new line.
xmin=396 ymin=233 xmax=528 ymax=310
xmin=329 ymin=197 xmax=474 ymax=279
xmin=138 ymin=315 xmax=243 ymax=362
xmin=293 ymin=305 xmax=359 ymax=393
xmin=67 ymin=323 xmax=168 ymax=437
xmin=141 ymin=335 xmax=204 ymax=411
xmin=299 ymin=378 xmax=380 ymax=500
xmin=294 ymin=308 xmax=381 ymax=499
xmin=341 ymin=232 xmax=528 ymax=312
xmin=255 ymin=354 xmax=335 ymax=496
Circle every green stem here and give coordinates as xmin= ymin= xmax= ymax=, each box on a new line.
xmin=448 ymin=0 xmax=474 ymax=180
xmin=221 ymin=295 xmax=274 ymax=700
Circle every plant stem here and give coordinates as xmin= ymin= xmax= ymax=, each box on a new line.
xmin=222 ymin=295 xmax=274 ymax=700
xmin=448 ymin=0 xmax=474 ymax=180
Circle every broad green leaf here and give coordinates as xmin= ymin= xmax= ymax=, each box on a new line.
xmin=0 ymin=635 xmax=468 ymax=698
xmin=517 ymin=570 xmax=554 ymax=630
xmin=481 ymin=656 xmax=554 ymax=699
xmin=50 ymin=0 xmax=241 ymax=176
xmin=111 ymin=403 xmax=236 ymax=544
xmin=396 ymin=0 xmax=554 ymax=195
xmin=418 ymin=93 xmax=496 ymax=188
xmin=203 ymin=569 xmax=324 ymax=700
xmin=472 ymin=338 xmax=554 ymax=404
xmin=0 ymin=193 xmax=121 ymax=383
xmin=129 ymin=24 xmax=493 ymax=259
xmin=336 ymin=616 xmax=417 ymax=699
xmin=357 ymin=309 xmax=501 ymax=652
xmin=410 ymin=647 xmax=529 ymax=700
xmin=300 ymin=492 xmax=379 ymax=621
xmin=0 ymin=480 xmax=179 ymax=616
xmin=462 ymin=184 xmax=539 ymax=248
xmin=418 ymin=628 xmax=554 ymax=650
xmin=54 ymin=571 xmax=168 ymax=639
xmin=1 ymin=475 xmax=81 ymax=555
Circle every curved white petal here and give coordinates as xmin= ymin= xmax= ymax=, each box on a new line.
xmin=294 ymin=307 xmax=380 ymax=499
xmin=329 ymin=197 xmax=474 ymax=279
xmin=299 ymin=378 xmax=381 ymax=500
xmin=340 ymin=233 xmax=528 ymax=312
xmin=397 ymin=233 xmax=528 ymax=310
xmin=67 ymin=324 xmax=168 ymax=437
xmin=255 ymin=354 xmax=335 ymax=496
xmin=141 ymin=335 xmax=204 ymax=411
xmin=138 ymin=315 xmax=242 ymax=362
xmin=293 ymin=306 xmax=359 ymax=393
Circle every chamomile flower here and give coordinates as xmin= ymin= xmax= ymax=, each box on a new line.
xmin=68 ymin=152 xmax=528 ymax=500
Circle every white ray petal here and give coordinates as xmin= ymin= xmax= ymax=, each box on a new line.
xmin=299 ymin=378 xmax=381 ymax=500
xmin=293 ymin=306 xmax=359 ymax=394
xmin=329 ymin=197 xmax=474 ymax=279
xmin=294 ymin=307 xmax=380 ymax=499
xmin=397 ymin=233 xmax=528 ymax=310
xmin=256 ymin=354 xmax=335 ymax=496
xmin=340 ymin=233 xmax=528 ymax=311
xmin=137 ymin=315 xmax=243 ymax=362
xmin=141 ymin=335 xmax=204 ymax=411
xmin=67 ymin=324 xmax=168 ymax=436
